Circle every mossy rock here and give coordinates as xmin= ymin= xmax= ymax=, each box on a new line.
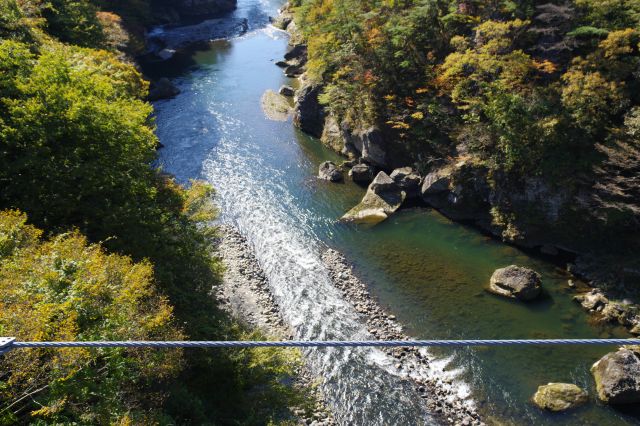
xmin=261 ymin=90 xmax=291 ymax=121
xmin=532 ymin=383 xmax=588 ymax=412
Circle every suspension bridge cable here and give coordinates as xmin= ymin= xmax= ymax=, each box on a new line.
xmin=2 ymin=337 xmax=640 ymax=355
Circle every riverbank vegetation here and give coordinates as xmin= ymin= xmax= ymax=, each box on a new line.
xmin=0 ymin=1 xmax=308 ymax=424
xmin=291 ymin=0 xmax=640 ymax=263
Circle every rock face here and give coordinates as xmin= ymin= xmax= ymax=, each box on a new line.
xmin=341 ymin=172 xmax=406 ymax=225
xmin=148 ymin=78 xmax=180 ymax=101
xmin=318 ymin=161 xmax=343 ymax=182
xmin=293 ymin=83 xmax=325 ymax=138
xmin=488 ymin=265 xmax=542 ymax=301
xmin=346 ymin=127 xmax=387 ymax=167
xmin=532 ymin=383 xmax=588 ymax=412
xmin=390 ymin=167 xmax=421 ymax=199
xmin=592 ymin=348 xmax=640 ymax=404
xmin=279 ymin=85 xmax=295 ymax=97
xmin=349 ymin=163 xmax=375 ymax=184
xmin=421 ymin=169 xmax=451 ymax=196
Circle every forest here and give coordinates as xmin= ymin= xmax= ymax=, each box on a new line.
xmin=0 ymin=0 xmax=307 ymax=424
xmin=292 ymin=0 xmax=640 ymax=260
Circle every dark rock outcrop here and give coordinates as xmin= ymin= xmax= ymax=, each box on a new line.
xmin=592 ymin=348 xmax=640 ymax=404
xmin=488 ymin=265 xmax=542 ymax=301
xmin=294 ymin=83 xmax=325 ymax=138
xmin=346 ymin=127 xmax=387 ymax=167
xmin=532 ymin=383 xmax=588 ymax=412
xmin=148 ymin=77 xmax=180 ymax=101
xmin=279 ymin=85 xmax=295 ymax=97
xmin=390 ymin=167 xmax=421 ymax=199
xmin=318 ymin=161 xmax=343 ymax=182
xmin=349 ymin=163 xmax=375 ymax=184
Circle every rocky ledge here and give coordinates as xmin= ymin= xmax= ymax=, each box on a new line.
xmin=322 ymin=248 xmax=484 ymax=426
xmin=214 ymin=225 xmax=335 ymax=425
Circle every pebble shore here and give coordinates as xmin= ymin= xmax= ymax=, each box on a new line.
xmin=214 ymin=225 xmax=335 ymax=425
xmin=322 ymin=249 xmax=484 ymax=426
xmin=214 ymin=224 xmax=483 ymax=425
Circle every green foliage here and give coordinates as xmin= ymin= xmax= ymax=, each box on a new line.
xmin=0 ymin=210 xmax=183 ymax=424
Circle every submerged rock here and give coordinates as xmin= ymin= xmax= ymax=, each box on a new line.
xmin=390 ymin=167 xmax=422 ymax=199
xmin=318 ymin=161 xmax=343 ymax=182
xmin=488 ymin=265 xmax=542 ymax=301
xmin=532 ymin=383 xmax=588 ymax=412
xmin=261 ymin=90 xmax=291 ymax=121
xmin=148 ymin=77 xmax=180 ymax=101
xmin=592 ymin=348 xmax=640 ymax=404
xmin=341 ymin=172 xmax=406 ymax=225
xmin=574 ymin=289 xmax=609 ymax=312
xmin=349 ymin=163 xmax=375 ymax=184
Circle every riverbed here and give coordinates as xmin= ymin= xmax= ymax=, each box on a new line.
xmin=147 ymin=0 xmax=640 ymax=424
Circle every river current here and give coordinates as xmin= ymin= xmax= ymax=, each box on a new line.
xmin=148 ymin=1 xmax=640 ymax=424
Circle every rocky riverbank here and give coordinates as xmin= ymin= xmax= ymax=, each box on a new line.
xmin=321 ymin=249 xmax=484 ymax=426
xmin=214 ymin=225 xmax=335 ymax=425
xmin=274 ymin=2 xmax=640 ymax=343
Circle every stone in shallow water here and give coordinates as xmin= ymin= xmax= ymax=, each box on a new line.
xmin=488 ymin=265 xmax=542 ymax=301
xmin=261 ymin=90 xmax=291 ymax=121
xmin=318 ymin=161 xmax=343 ymax=182
xmin=341 ymin=172 xmax=406 ymax=225
xmin=532 ymin=383 xmax=588 ymax=412
xmin=592 ymin=348 xmax=640 ymax=404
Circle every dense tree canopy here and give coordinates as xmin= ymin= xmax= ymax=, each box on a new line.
xmin=293 ymin=0 xmax=640 ymax=233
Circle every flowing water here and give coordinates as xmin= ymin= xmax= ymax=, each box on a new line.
xmin=147 ymin=1 xmax=640 ymax=424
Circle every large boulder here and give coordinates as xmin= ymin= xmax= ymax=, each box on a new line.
xmin=284 ymin=44 xmax=307 ymax=61
xmin=592 ymin=348 xmax=640 ymax=404
xmin=341 ymin=172 xmax=406 ymax=225
xmin=346 ymin=127 xmax=387 ymax=167
xmin=294 ymin=83 xmax=325 ymax=138
xmin=532 ymin=383 xmax=588 ymax=412
xmin=390 ymin=167 xmax=422 ymax=199
xmin=349 ymin=163 xmax=375 ymax=184
xmin=148 ymin=78 xmax=180 ymax=101
xmin=488 ymin=265 xmax=542 ymax=301
xmin=318 ymin=161 xmax=343 ymax=182
xmin=421 ymin=169 xmax=451 ymax=196
xmin=261 ymin=90 xmax=291 ymax=121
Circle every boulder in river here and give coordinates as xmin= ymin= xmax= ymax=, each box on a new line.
xmin=390 ymin=167 xmax=422 ymax=199
xmin=592 ymin=348 xmax=640 ymax=404
xmin=349 ymin=163 xmax=375 ymax=184
xmin=488 ymin=265 xmax=542 ymax=301
xmin=148 ymin=78 xmax=180 ymax=101
xmin=318 ymin=161 xmax=343 ymax=182
xmin=341 ymin=172 xmax=406 ymax=225
xmin=279 ymin=85 xmax=295 ymax=97
xmin=532 ymin=383 xmax=588 ymax=412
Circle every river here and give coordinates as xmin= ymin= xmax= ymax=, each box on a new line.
xmin=146 ymin=0 xmax=640 ymax=424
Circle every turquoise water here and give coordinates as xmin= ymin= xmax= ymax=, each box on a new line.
xmin=149 ymin=2 xmax=640 ymax=424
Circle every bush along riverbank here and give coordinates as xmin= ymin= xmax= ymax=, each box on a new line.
xmin=0 ymin=1 xmax=323 ymax=423
xmin=274 ymin=0 xmax=640 ymax=412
